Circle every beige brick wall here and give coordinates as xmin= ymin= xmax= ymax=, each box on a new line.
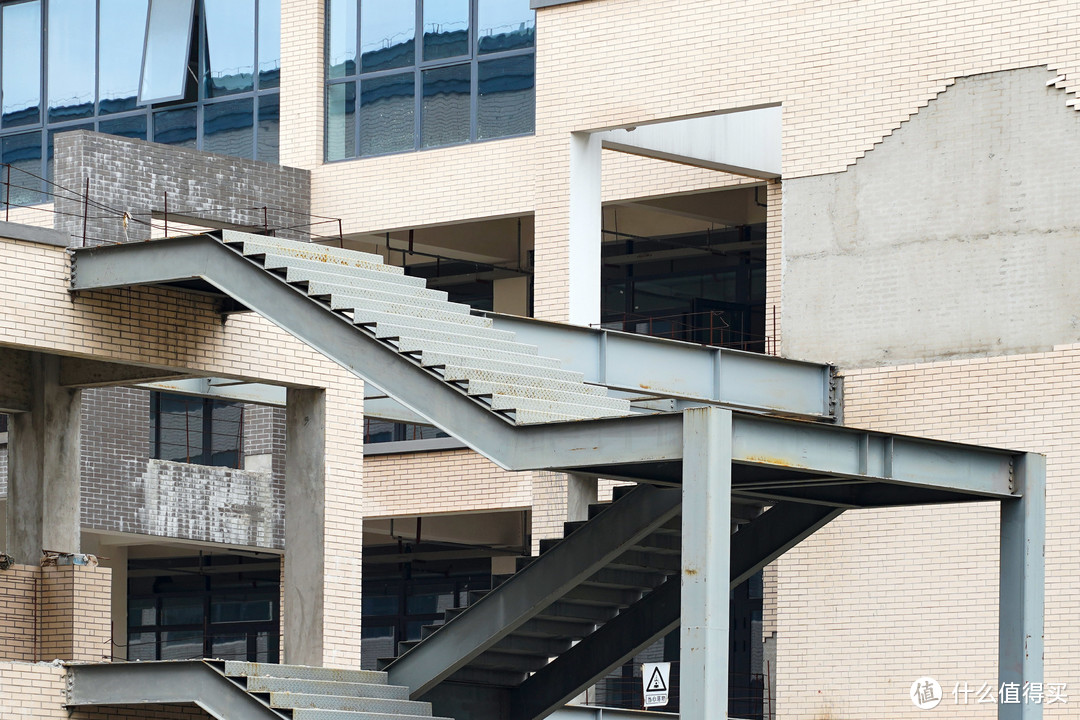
xmin=0 ymin=564 xmax=111 ymax=665
xmin=0 ymin=566 xmax=40 ymax=662
xmin=1 ymin=235 xmax=365 ymax=668
xmin=38 ymin=566 xmax=112 ymax=664
xmin=776 ymin=344 xmax=1080 ymax=718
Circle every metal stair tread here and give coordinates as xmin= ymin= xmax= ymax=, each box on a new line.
xmin=396 ymin=337 xmax=555 ymax=366
xmin=246 ymin=676 xmax=408 ymax=700
xmin=457 ymin=375 xmax=610 ymax=400
xmin=225 ymin=234 xmax=392 ymax=269
xmin=343 ymin=300 xmax=490 ymax=328
xmin=244 ymin=246 xmax=405 ymax=277
xmin=433 ymin=355 xmax=585 ymax=383
xmin=292 ymin=711 xmax=452 ymax=720
xmin=262 ymin=256 xmax=427 ymax=290
xmin=268 ymin=692 xmax=431 ymax=715
xmin=224 ymin=661 xmax=387 ymax=685
xmin=489 ymin=393 xmax=631 ymax=419
xmin=280 ymin=265 xmax=433 ymax=298
xmin=305 ymin=279 xmax=450 ymax=306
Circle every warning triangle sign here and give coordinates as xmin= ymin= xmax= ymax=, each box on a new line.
xmin=646 ymin=666 xmax=668 ymax=692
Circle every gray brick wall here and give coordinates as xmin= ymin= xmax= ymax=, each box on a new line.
xmin=0 ymin=132 xmax=305 ymax=547
xmin=51 ymin=130 xmax=311 ymax=247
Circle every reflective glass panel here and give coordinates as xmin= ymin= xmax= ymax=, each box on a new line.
xmin=256 ymin=93 xmax=279 ymax=164
xmin=160 ymin=630 xmax=202 ymax=659
xmin=100 ymin=0 xmax=150 ymax=114
xmin=423 ymin=0 xmax=468 ymax=61
xmin=325 ymin=81 xmax=355 ymax=160
xmin=99 ymin=114 xmax=148 ymax=140
xmin=2 ymin=1 xmax=41 ymax=127
xmin=204 ymin=0 xmax=255 ymax=97
xmin=203 ymin=98 xmax=254 ymax=159
xmin=153 ymin=106 xmax=197 ymax=148
xmin=421 ymin=64 xmax=469 ymax=148
xmin=477 ymin=55 xmax=533 ymax=139
xmin=478 ymin=0 xmax=534 ymax=54
xmin=140 ymin=0 xmax=196 ymax=103
xmin=326 ymin=0 xmax=356 ymax=79
xmin=127 ymin=631 xmax=157 ymax=660
xmin=257 ymin=0 xmax=280 ymax=88
xmin=48 ymin=0 xmax=96 ymax=122
xmin=1 ymin=131 xmax=43 ymax=206
xmin=210 ymin=634 xmax=247 ymax=659
xmin=161 ymin=596 xmax=203 ymax=625
xmin=360 ymin=71 xmax=413 ymax=156
xmin=361 ymin=0 xmax=413 ymax=72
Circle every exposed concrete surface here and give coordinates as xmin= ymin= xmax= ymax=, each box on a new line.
xmin=284 ymin=387 xmax=326 ymax=666
xmin=783 ymin=67 xmax=1080 ymax=366
xmin=7 ymin=353 xmax=81 ymax=561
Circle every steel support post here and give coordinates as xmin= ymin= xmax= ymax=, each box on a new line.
xmin=999 ymin=453 xmax=1045 ymax=720
xmin=681 ymin=406 xmax=732 ymax=720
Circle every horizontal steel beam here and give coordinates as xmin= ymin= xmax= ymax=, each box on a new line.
xmin=483 ymin=312 xmax=836 ymax=420
xmin=135 ymin=377 xmax=287 ymax=406
xmin=69 ymin=235 xmax=1022 ymax=501
xmin=67 ymin=661 xmax=285 ymax=720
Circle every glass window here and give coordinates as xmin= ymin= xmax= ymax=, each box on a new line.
xmin=2 ymin=1 xmax=41 ymax=127
xmin=161 ymin=596 xmax=203 ymax=625
xmin=361 ymin=0 xmax=413 ymax=72
xmin=1 ymin=131 xmax=43 ymax=206
xmin=100 ymin=0 xmax=150 ymax=114
xmin=160 ymin=630 xmax=203 ymax=659
xmin=478 ymin=0 xmax=534 ymax=54
xmin=203 ymin=98 xmax=254 ymax=158
xmin=326 ymin=81 xmax=356 ymax=161
xmin=99 ymin=114 xmax=148 ymax=140
xmin=257 ymin=0 xmax=280 ymax=88
xmin=151 ymin=392 xmax=244 ymax=467
xmin=127 ymin=631 xmax=157 ymax=661
xmin=478 ymin=54 xmax=533 ymax=139
xmin=153 ymin=106 xmax=197 ymax=148
xmin=421 ymin=64 xmax=469 ymax=149
xmin=359 ymin=72 xmax=413 ymax=156
xmin=139 ymin=0 xmax=197 ymax=103
xmin=210 ymin=634 xmax=247 ymax=659
xmin=327 ymin=0 xmax=356 ymax=79
xmin=256 ymin=93 xmax=279 ymax=164
xmin=423 ymin=0 xmax=468 ymax=61
xmin=204 ymin=0 xmax=256 ymax=97
xmin=47 ymin=0 xmax=96 ymax=122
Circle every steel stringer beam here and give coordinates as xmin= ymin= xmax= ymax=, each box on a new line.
xmin=69 ymin=234 xmax=1021 ymax=501
xmin=510 ymin=499 xmax=843 ymax=720
xmin=67 ymin=660 xmax=286 ymax=720
xmin=385 ymin=483 xmax=682 ymax=697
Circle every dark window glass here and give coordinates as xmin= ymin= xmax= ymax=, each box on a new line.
xmin=478 ymin=54 xmax=533 ymax=139
xmin=99 ymin=0 xmax=150 ymax=114
xmin=423 ymin=0 xmax=469 ymax=61
xmin=421 ymin=64 xmax=469 ymax=148
xmin=256 ymin=93 xmax=279 ymax=164
xmin=208 ymin=396 xmax=244 ymax=466
xmin=139 ymin=0 xmax=196 ymax=103
xmin=128 ymin=631 xmax=157 ymax=660
xmin=211 ymin=595 xmax=274 ymax=623
xmin=361 ymin=0 xmax=413 ymax=72
xmin=0 ymin=414 xmax=7 ymax=433
xmin=360 ymin=71 xmax=413 ymax=156
xmin=1 ymin=132 xmax=43 ymax=206
xmin=160 ymin=630 xmax=203 ymax=659
xmin=478 ymin=0 xmax=534 ymax=54
xmin=203 ymin=98 xmax=254 ymax=158
xmin=327 ymin=0 xmax=356 ymax=79
xmin=326 ymin=81 xmax=356 ymax=160
xmin=257 ymin=0 xmax=280 ymax=88
xmin=47 ymin=0 xmax=96 ymax=122
xmin=2 ymin=1 xmax=41 ymax=127
xmin=151 ymin=392 xmax=243 ymax=467
xmin=99 ymin=114 xmax=148 ymax=140
xmin=204 ymin=0 xmax=256 ymax=97
xmin=153 ymin=106 xmax=197 ymax=148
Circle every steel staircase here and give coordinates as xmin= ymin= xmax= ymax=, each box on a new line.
xmin=376 ymin=483 xmax=684 ymax=720
xmin=66 ymin=659 xmax=454 ymax=720
xmin=221 ymin=234 xmax=633 ymax=425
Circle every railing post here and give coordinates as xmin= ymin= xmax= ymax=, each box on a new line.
xmin=82 ymin=178 xmax=89 ymax=246
xmin=164 ymin=191 xmax=168 ymax=238
xmin=4 ymin=162 xmax=10 ymax=222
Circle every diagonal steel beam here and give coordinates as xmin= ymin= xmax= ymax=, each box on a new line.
xmin=67 ymin=660 xmax=286 ymax=720
xmin=385 ymin=484 xmax=682 ymax=697
xmin=509 ymin=500 xmax=844 ymax=720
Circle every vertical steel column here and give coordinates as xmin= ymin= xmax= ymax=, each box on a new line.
xmin=999 ymin=453 xmax=1045 ymax=720
xmin=680 ymin=406 xmax=732 ymax=720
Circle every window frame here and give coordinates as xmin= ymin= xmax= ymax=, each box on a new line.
xmin=150 ymin=391 xmax=245 ymax=469
xmin=137 ymin=0 xmax=198 ymax=105
xmin=324 ymin=0 xmax=535 ymax=161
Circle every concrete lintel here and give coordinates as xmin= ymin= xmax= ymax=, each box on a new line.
xmin=136 ymin=376 xmax=288 ymax=406
xmin=58 ymin=357 xmax=191 ymax=388
xmin=595 ymin=107 xmax=782 ymax=179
